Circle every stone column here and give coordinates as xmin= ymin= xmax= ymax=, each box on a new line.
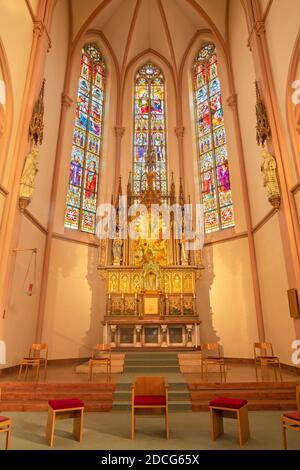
xmin=110 ymin=325 xmax=117 ymax=348
xmin=107 ymin=294 xmax=112 ymax=316
xmin=175 ymin=126 xmax=185 ymax=184
xmin=113 ymin=126 xmax=125 ymax=197
xmin=0 ymin=1 xmax=55 ymax=330
xmin=226 ymin=91 xmax=265 ymax=342
xmin=165 ymin=294 xmax=169 ymax=316
xmin=193 ymin=294 xmax=196 ymax=316
xmin=103 ymin=322 xmax=108 ymax=344
xmin=194 ymin=322 xmax=199 ymax=348
xmin=244 ymin=0 xmax=300 ymax=337
xmin=161 ymin=325 xmax=168 ymax=348
xmin=180 ymin=294 xmax=184 ymax=315
xmin=135 ymin=325 xmax=142 ymax=348
xmin=35 ymin=91 xmax=73 ymax=342
xmin=185 ymin=325 xmax=193 ymax=348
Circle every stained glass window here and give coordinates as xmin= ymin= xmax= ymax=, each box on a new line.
xmin=133 ymin=63 xmax=167 ymax=194
xmin=64 ymin=44 xmax=105 ymax=234
xmin=193 ymin=43 xmax=234 ymax=233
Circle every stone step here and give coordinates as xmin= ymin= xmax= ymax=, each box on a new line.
xmin=0 ymin=382 xmax=115 ymax=391
xmin=187 ymin=381 xmax=300 ymax=390
xmin=191 ymin=390 xmax=295 ymax=401
xmin=113 ymin=401 xmax=192 ymax=411
xmin=125 ymin=361 xmax=179 ymax=367
xmin=114 ymin=390 xmax=190 ymax=401
xmin=125 ymin=352 xmax=178 ymax=355
xmin=124 ymin=366 xmax=180 ymax=372
xmin=187 ymin=380 xmax=299 ymax=411
xmin=0 ymin=401 xmax=112 ymax=412
xmin=0 ymin=381 xmax=115 ymax=412
xmin=115 ymin=381 xmax=188 ymax=391
xmin=1 ymin=391 xmax=113 ymax=402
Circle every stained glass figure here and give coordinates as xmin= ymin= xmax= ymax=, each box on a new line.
xmin=133 ymin=63 xmax=167 ymax=194
xmin=65 ymin=44 xmax=105 ymax=233
xmin=193 ymin=43 xmax=234 ymax=233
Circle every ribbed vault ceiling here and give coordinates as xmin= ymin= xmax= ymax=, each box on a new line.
xmin=70 ymin=0 xmax=227 ymax=71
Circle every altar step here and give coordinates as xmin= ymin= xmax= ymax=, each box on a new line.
xmin=113 ymin=381 xmax=192 ymax=411
xmin=0 ymin=382 xmax=115 ymax=412
xmin=187 ymin=381 xmax=300 ymax=411
xmin=75 ymin=354 xmax=125 ymax=374
xmin=123 ymin=352 xmax=180 ymax=373
xmin=113 ymin=352 xmax=190 ymax=410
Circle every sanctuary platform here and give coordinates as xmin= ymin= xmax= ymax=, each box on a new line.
xmin=1 ymin=352 xmax=300 ymax=412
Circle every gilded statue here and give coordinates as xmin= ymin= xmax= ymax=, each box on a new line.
xmin=19 ymin=144 xmax=39 ymax=201
xmin=260 ymin=149 xmax=281 ymax=209
xmin=146 ymin=272 xmax=157 ymax=291
xmin=179 ymin=235 xmax=189 ymax=266
xmin=143 ymin=261 xmax=160 ymax=291
xmin=19 ymin=80 xmax=45 ymax=212
xmin=112 ymin=234 xmax=123 ymax=266
xmin=134 ymin=238 xmax=167 ymax=266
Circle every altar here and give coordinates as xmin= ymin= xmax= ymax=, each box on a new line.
xmin=98 ymin=146 xmax=204 ymax=349
xmin=102 ymin=317 xmax=201 ymax=348
xmin=100 ymin=264 xmax=202 ymax=348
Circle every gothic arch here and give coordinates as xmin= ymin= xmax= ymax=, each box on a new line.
xmin=123 ymin=49 xmax=177 ymax=126
xmin=0 ymin=37 xmax=13 ymax=183
xmin=286 ymin=30 xmax=300 ymax=180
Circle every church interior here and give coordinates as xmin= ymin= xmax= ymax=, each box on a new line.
xmin=0 ymin=0 xmax=300 ymax=451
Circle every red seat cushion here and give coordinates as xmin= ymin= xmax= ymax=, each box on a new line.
xmin=0 ymin=416 xmax=10 ymax=423
xmin=210 ymin=397 xmax=248 ymax=409
xmin=134 ymin=395 xmax=166 ymax=406
xmin=48 ymin=398 xmax=84 ymax=410
xmin=283 ymin=412 xmax=300 ymax=421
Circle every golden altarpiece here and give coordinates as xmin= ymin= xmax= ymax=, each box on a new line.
xmin=98 ymin=150 xmax=204 ymax=348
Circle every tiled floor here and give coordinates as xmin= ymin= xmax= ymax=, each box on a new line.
xmin=3 ymin=409 xmax=300 ymax=450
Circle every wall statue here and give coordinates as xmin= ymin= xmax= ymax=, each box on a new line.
xmin=19 ymin=79 xmax=45 ymax=211
xmin=112 ymin=235 xmax=123 ymax=266
xmin=179 ymin=235 xmax=189 ymax=266
xmin=260 ymin=149 xmax=281 ymax=209
xmin=19 ymin=144 xmax=39 ymax=210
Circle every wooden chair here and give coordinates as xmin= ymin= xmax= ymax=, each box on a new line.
xmin=0 ymin=416 xmax=11 ymax=450
xmin=18 ymin=343 xmax=48 ymax=381
xmin=253 ymin=342 xmax=282 ymax=382
xmin=88 ymin=343 xmax=111 ymax=382
xmin=281 ymin=385 xmax=300 ymax=449
xmin=46 ymin=398 xmax=84 ymax=448
xmin=209 ymin=396 xmax=250 ymax=446
xmin=131 ymin=376 xmax=169 ymax=440
xmin=200 ymin=343 xmax=226 ymax=382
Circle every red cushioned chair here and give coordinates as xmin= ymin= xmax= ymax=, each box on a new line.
xmin=209 ymin=396 xmax=250 ymax=446
xmin=131 ymin=376 xmax=169 ymax=440
xmin=46 ymin=398 xmax=84 ymax=447
xmin=0 ymin=416 xmax=11 ymax=450
xmin=281 ymin=385 xmax=300 ymax=449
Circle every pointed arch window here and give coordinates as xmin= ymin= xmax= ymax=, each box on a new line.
xmin=193 ymin=43 xmax=234 ymax=233
xmin=64 ymin=43 xmax=105 ymax=233
xmin=133 ymin=63 xmax=167 ymax=194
